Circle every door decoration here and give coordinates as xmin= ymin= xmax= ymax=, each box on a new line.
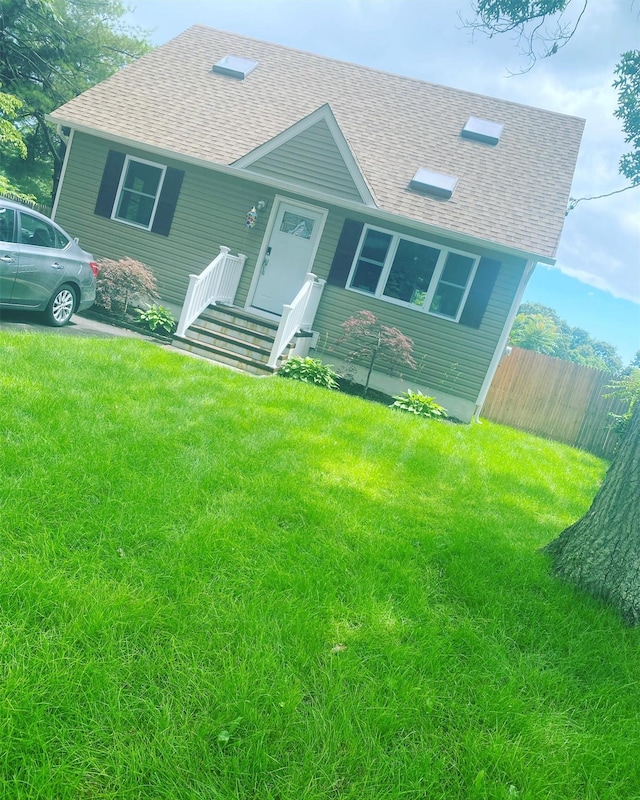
xmin=245 ymin=200 xmax=267 ymax=229
xmin=246 ymin=206 xmax=258 ymax=229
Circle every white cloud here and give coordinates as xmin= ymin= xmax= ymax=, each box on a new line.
xmin=558 ymin=198 xmax=640 ymax=303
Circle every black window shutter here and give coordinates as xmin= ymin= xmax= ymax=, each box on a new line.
xmin=94 ymin=150 xmax=126 ymax=218
xmin=151 ymin=167 xmax=184 ymax=236
xmin=326 ymin=219 xmax=364 ymax=287
xmin=459 ymin=256 xmax=501 ymax=328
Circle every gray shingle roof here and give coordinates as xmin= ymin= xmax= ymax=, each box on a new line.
xmin=49 ymin=25 xmax=584 ymax=259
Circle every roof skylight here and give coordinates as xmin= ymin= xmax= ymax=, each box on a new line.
xmin=409 ymin=168 xmax=458 ymax=199
xmin=461 ymin=116 xmax=503 ymax=145
xmin=212 ymin=55 xmax=259 ymax=80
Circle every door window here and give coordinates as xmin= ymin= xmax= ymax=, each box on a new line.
xmin=280 ymin=212 xmax=314 ymax=239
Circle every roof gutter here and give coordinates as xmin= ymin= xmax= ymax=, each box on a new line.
xmin=45 ymin=115 xmax=556 ymax=266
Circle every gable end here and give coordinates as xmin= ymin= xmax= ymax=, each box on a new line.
xmin=233 ymin=105 xmax=376 ymax=207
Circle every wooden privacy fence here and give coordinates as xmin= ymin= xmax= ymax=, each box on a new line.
xmin=482 ymin=347 xmax=627 ymax=459
xmin=0 ymin=192 xmax=51 ymax=217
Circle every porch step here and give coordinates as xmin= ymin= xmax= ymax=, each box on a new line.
xmin=187 ymin=325 xmax=273 ymax=363
xmin=171 ymin=304 xmax=293 ymax=375
xmin=195 ymin=315 xmax=277 ymax=349
xmin=171 ymin=334 xmax=278 ymax=375
xmin=199 ymin=305 xmax=280 ymax=338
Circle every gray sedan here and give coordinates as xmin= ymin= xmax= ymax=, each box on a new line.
xmin=0 ymin=199 xmax=97 ymax=326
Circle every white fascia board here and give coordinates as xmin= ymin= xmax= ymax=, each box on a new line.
xmin=51 ymin=128 xmax=74 ymax=220
xmin=45 ymin=115 xmax=555 ymax=265
xmin=231 ymin=104 xmax=377 ymax=208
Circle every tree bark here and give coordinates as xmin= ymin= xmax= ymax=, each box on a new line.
xmin=543 ymin=402 xmax=640 ymax=624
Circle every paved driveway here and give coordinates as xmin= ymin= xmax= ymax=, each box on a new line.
xmin=0 ymin=310 xmax=247 ymax=372
xmin=0 ymin=309 xmax=233 ymax=370
xmin=0 ymin=309 xmax=152 ymax=340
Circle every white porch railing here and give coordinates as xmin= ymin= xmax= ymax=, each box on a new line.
xmin=176 ymin=246 xmax=246 ymax=337
xmin=267 ymin=274 xmax=326 ymax=369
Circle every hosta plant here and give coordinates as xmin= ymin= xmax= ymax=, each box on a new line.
xmin=278 ymin=356 xmax=339 ymax=389
xmin=136 ymin=304 xmax=176 ymax=334
xmin=391 ymin=389 xmax=448 ymax=420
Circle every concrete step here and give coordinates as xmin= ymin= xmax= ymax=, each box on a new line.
xmin=187 ymin=324 xmax=273 ymax=363
xmin=173 ymin=304 xmax=296 ymax=376
xmin=195 ymin=318 xmax=276 ymax=349
xmin=172 ymin=335 xmax=278 ymax=375
xmin=201 ymin=305 xmax=279 ymax=338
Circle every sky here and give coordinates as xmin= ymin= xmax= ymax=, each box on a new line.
xmin=123 ymin=0 xmax=640 ymax=363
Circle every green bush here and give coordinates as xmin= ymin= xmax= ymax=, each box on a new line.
xmin=606 ymin=366 xmax=640 ymax=436
xmin=136 ymin=304 xmax=176 ymax=334
xmin=391 ymin=389 xmax=448 ymax=419
xmin=94 ymin=257 xmax=159 ymax=317
xmin=278 ymin=356 xmax=339 ymax=389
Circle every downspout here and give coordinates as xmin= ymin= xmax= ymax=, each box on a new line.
xmin=51 ymin=127 xmax=74 ymax=220
xmin=473 ymin=258 xmax=537 ymax=422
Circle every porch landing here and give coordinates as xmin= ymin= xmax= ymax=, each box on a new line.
xmin=171 ymin=305 xmax=296 ymax=375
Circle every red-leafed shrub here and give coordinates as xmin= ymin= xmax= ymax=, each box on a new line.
xmin=94 ymin=257 xmax=159 ymax=316
xmin=339 ymin=310 xmax=416 ymax=395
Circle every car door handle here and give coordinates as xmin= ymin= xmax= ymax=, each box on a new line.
xmin=0 ymin=255 xmax=15 ymax=263
xmin=50 ymin=262 xmax=64 ymax=270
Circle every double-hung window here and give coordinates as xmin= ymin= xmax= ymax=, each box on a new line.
xmin=113 ymin=156 xmax=167 ymax=230
xmin=347 ymin=225 xmax=479 ymax=322
xmin=95 ymin=150 xmax=184 ymax=237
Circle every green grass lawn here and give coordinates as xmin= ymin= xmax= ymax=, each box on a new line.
xmin=1 ymin=331 xmax=639 ymax=799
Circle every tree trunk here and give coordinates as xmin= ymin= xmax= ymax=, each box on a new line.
xmin=363 ymin=349 xmax=377 ymax=396
xmin=543 ymin=402 xmax=640 ymax=624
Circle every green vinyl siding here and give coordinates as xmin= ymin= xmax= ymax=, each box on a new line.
xmin=55 ymin=132 xmax=279 ymax=307
xmin=308 ymin=210 xmax=525 ymax=403
xmin=56 ymin=131 xmax=524 ymax=406
xmin=243 ymin=120 xmax=364 ymax=203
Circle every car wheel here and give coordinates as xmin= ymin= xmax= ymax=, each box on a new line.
xmin=44 ymin=284 xmax=76 ymax=327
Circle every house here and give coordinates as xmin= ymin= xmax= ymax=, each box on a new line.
xmin=48 ymin=26 xmax=584 ymax=421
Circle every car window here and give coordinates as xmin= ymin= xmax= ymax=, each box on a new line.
xmin=0 ymin=206 xmax=16 ymax=243
xmin=53 ymin=227 xmax=70 ymax=249
xmin=19 ymin=213 xmax=65 ymax=249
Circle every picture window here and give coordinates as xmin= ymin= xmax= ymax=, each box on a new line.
xmin=347 ymin=224 xmax=479 ymax=322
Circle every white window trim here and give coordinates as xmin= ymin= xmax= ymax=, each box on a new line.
xmin=346 ymin=223 xmax=480 ymax=323
xmin=112 ymin=155 xmax=167 ymax=231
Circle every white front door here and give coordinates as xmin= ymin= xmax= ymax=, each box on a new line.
xmin=251 ymin=200 xmax=326 ymax=315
